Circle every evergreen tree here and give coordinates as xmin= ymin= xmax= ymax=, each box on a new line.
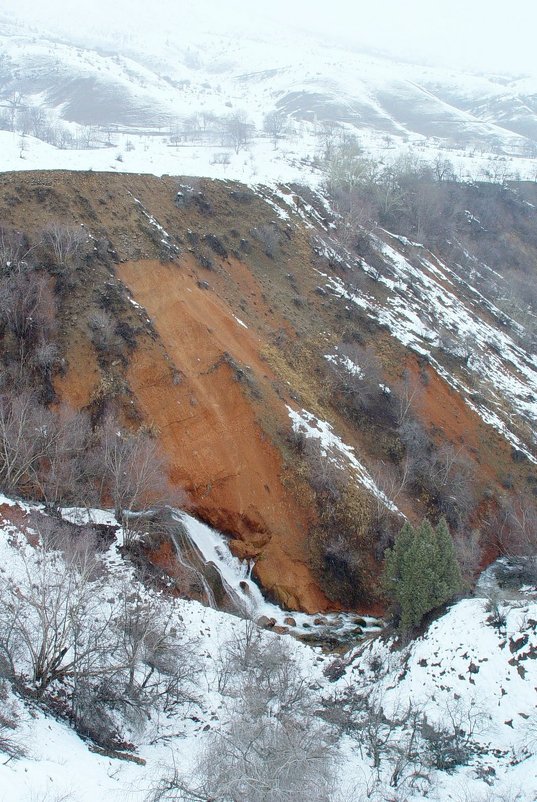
xmin=434 ymin=516 xmax=462 ymax=603
xmin=383 ymin=517 xmax=462 ymax=634
xmin=383 ymin=520 xmax=414 ymax=598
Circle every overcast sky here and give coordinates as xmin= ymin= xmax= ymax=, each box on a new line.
xmin=1 ymin=0 xmax=536 ymax=76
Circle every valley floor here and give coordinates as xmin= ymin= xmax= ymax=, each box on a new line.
xmin=0 ymin=496 xmax=536 ymax=802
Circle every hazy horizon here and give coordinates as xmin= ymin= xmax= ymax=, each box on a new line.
xmin=0 ymin=0 xmax=536 ymax=77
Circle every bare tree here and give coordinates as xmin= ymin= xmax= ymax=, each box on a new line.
xmin=250 ymin=224 xmax=280 ymax=258
xmin=87 ymin=309 xmax=117 ymax=353
xmin=494 ymin=495 xmax=537 ymax=556
xmin=2 ymin=90 xmax=24 ymax=132
xmin=0 ymin=524 xmax=198 ymax=747
xmin=150 ymin=627 xmax=337 ymax=802
xmin=224 ymin=111 xmax=252 ymax=154
xmin=263 ymin=110 xmax=287 ymax=147
xmin=453 ymin=529 xmax=482 ymax=590
xmin=0 ymin=530 xmax=107 ymax=696
xmin=0 ymin=389 xmax=50 ymax=493
xmin=0 ymin=268 xmax=57 ymax=379
xmin=303 ymin=437 xmax=345 ymax=504
xmin=394 ymin=368 xmax=421 ymax=427
xmin=0 ymin=682 xmax=24 ymax=759
xmin=35 ymin=405 xmax=96 ymax=510
xmin=98 ymin=414 xmax=171 ymax=543
xmin=0 ymin=226 xmax=34 ymax=275
xmin=323 ymin=687 xmax=430 ymax=792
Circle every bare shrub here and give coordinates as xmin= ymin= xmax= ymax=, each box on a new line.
xmin=453 ymin=529 xmax=482 ymax=589
xmin=0 ymin=681 xmax=24 ymax=759
xmin=98 ymin=414 xmax=173 ymax=544
xmin=0 ymin=529 xmax=107 ymax=696
xmin=495 ymin=496 xmax=537 ymax=556
xmin=0 ymin=388 xmax=51 ymax=493
xmin=322 ymin=687 xmax=430 ymax=792
xmin=0 ymin=527 xmax=198 ymax=746
xmin=0 ymin=381 xmax=96 ymax=506
xmin=399 ymin=420 xmax=475 ymax=530
xmin=151 ymin=626 xmax=337 ymax=802
xmin=326 ymin=342 xmax=394 ymax=425
xmin=303 ymin=438 xmax=346 ymax=503
xmin=421 ymin=699 xmax=490 ymax=771
xmin=87 ymin=309 xmax=119 ymax=358
xmin=42 ymin=223 xmax=87 ymax=270
xmin=0 ymin=226 xmax=33 ymax=275
xmin=0 ymin=268 xmax=57 ymax=378
xmin=309 ymin=483 xmax=377 ymax=606
xmin=35 ymin=406 xmax=97 ymax=510
xmin=251 ymin=224 xmax=280 ymax=258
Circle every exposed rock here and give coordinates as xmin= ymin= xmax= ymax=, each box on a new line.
xmin=257 ymin=616 xmax=276 ymax=630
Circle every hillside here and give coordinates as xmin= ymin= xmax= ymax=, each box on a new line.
xmin=0 ymin=169 xmax=536 ymax=613
xmin=1 ymin=16 xmax=537 ymax=185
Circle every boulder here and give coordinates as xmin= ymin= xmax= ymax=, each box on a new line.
xmin=257 ymin=616 xmax=276 ymax=630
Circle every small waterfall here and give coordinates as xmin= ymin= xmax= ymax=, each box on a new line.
xmin=171 ymin=510 xmax=382 ymax=643
xmin=171 ymin=511 xmax=269 ymax=615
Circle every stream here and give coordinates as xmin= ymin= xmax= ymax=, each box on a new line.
xmin=172 ymin=510 xmax=382 ymax=647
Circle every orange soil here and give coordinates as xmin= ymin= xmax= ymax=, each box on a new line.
xmin=115 ymin=258 xmax=334 ymax=613
xmin=54 ymin=334 xmax=100 ymax=409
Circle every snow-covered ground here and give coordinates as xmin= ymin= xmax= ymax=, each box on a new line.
xmin=0 ymin=14 xmax=537 ymax=187
xmin=0 ymin=495 xmax=536 ymax=801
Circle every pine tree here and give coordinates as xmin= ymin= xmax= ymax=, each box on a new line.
xmin=383 ymin=517 xmax=462 ymax=634
xmin=434 ymin=516 xmax=462 ymax=604
xmin=383 ymin=520 xmax=414 ymax=598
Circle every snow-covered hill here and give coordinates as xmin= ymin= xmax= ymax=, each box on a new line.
xmin=0 ymin=15 xmax=537 ymax=185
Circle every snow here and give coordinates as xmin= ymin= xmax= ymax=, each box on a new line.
xmin=319 ymin=232 xmax=537 ymax=462
xmin=1 ymin=498 xmax=536 ymax=801
xmin=0 ymin=17 xmax=536 ymax=188
xmin=287 ymin=405 xmax=400 ymax=512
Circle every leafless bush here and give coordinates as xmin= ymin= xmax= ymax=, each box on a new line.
xmin=0 ymin=226 xmax=33 ymax=275
xmin=326 ymin=342 xmax=394 ymax=424
xmin=421 ymin=699 xmax=490 ymax=771
xmin=494 ymin=496 xmax=537 ymax=556
xmin=308 ymin=483 xmax=376 ymax=607
xmin=0 ymin=383 xmax=96 ymax=506
xmin=151 ymin=627 xmax=337 ymax=802
xmin=0 ymin=681 xmax=24 ymax=759
xmin=0 ymin=388 xmax=51 ymax=493
xmin=35 ymin=406 xmax=97 ymax=510
xmin=87 ymin=309 xmax=117 ymax=354
xmin=0 ymin=529 xmax=198 ymax=745
xmin=303 ymin=438 xmax=346 ymax=503
xmin=453 ymin=529 xmax=482 ymax=589
xmin=0 ymin=530 xmax=107 ymax=696
xmin=322 ymin=687 xmax=430 ymax=792
xmin=42 ymin=223 xmax=87 ymax=270
xmin=251 ymin=224 xmax=280 ymax=258
xmin=399 ymin=419 xmax=475 ymax=529
xmin=98 ymin=414 xmax=173 ymax=544
xmin=0 ymin=268 xmax=57 ymax=377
